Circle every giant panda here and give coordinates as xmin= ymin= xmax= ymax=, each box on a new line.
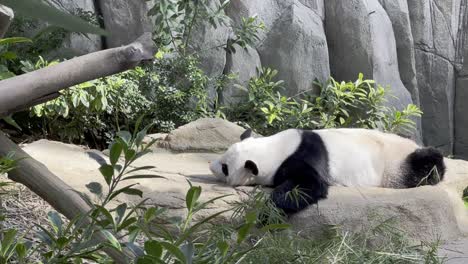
xmin=209 ymin=128 xmax=446 ymax=214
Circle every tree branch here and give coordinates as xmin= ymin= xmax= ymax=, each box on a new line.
xmin=0 ymin=132 xmax=133 ymax=263
xmin=0 ymin=32 xmax=156 ymax=117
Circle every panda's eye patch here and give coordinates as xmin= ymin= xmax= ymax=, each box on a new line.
xmin=221 ymin=163 xmax=229 ymax=176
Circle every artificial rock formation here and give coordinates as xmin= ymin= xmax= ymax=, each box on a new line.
xmin=17 ymin=0 xmax=468 ymax=157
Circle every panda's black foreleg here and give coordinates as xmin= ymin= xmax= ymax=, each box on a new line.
xmin=270 ymin=177 xmax=329 ymax=214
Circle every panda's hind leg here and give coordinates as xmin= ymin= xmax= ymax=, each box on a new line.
xmin=402 ymin=147 xmax=446 ymax=188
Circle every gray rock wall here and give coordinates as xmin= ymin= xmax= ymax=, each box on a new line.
xmin=39 ymin=0 xmax=468 ymax=157
xmin=454 ymin=1 xmax=468 ymax=157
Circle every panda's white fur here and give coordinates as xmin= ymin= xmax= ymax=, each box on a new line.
xmin=210 ymin=128 xmax=445 ymax=213
xmin=314 ymin=128 xmax=419 ymax=187
xmin=210 ymin=129 xmax=302 ymax=186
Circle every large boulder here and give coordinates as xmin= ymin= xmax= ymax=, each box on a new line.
xmin=416 ymin=52 xmax=455 ymax=154
xmin=56 ymin=0 xmax=102 ymax=55
xmin=222 ymin=46 xmax=262 ymax=105
xmin=378 ymin=0 xmax=420 ymax=106
xmin=298 ymin=0 xmax=325 ymax=20
xmin=325 ymin=0 xmax=413 ymax=111
xmin=226 ymin=0 xmax=292 ymax=44
xmin=257 ymin=2 xmax=330 ymax=95
xmin=407 ymin=0 xmax=464 ymax=155
xmin=99 ymin=0 xmax=153 ymax=47
xmin=227 ymin=0 xmax=330 ymax=96
xmin=158 ymin=118 xmax=247 ymax=152
xmin=20 ymin=137 xmax=468 ymax=243
xmin=189 ymin=0 xmax=232 ymax=99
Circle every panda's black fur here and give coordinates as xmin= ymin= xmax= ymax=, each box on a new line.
xmin=269 ymin=130 xmax=444 ymax=213
xmin=210 ymin=128 xmax=446 ymax=214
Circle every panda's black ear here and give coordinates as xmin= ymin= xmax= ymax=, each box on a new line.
xmin=240 ymin=129 xmax=252 ymax=141
xmin=244 ymin=160 xmax=258 ymax=176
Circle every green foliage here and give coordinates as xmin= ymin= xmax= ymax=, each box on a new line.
xmin=138 ymin=54 xmax=211 ymax=132
xmin=225 ymin=15 xmax=265 ymax=54
xmin=0 ymin=36 xmax=32 ymax=79
xmin=228 ymin=70 xmax=422 ymax=136
xmin=241 ymin=221 xmax=443 ymax=264
xmin=16 ymin=57 xmax=148 ymax=148
xmin=150 ymin=0 xmax=231 ymax=52
xmin=0 ymin=0 xmax=106 ymax=35
xmin=0 ymin=152 xmax=16 ymax=175
xmin=6 ymin=5 xmax=102 ymax=65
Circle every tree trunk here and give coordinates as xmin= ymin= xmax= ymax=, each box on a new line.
xmin=0 ymin=132 xmax=133 ymax=262
xmin=0 ymin=32 xmax=155 ymax=117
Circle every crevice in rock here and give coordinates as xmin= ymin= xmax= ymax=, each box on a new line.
xmin=455 ymin=0 xmax=468 ymax=65
xmin=92 ymin=0 xmax=108 ymax=49
xmin=415 ymin=46 xmax=456 ymax=65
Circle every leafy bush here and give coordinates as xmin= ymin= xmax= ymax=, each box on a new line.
xmin=6 ymin=4 xmax=101 ymax=66
xmin=16 ymin=57 xmax=150 ymax=148
xmin=227 ymin=69 xmax=422 ymax=136
xmin=137 ymin=54 xmax=213 ymax=132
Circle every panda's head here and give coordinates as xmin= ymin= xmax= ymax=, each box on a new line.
xmin=209 ymin=129 xmax=261 ymax=186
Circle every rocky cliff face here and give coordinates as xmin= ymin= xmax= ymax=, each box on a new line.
xmin=53 ymin=0 xmax=468 ymax=157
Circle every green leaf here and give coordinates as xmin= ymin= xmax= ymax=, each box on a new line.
xmin=145 ymin=240 xmax=163 ymax=258
xmin=186 ymin=186 xmax=201 ymax=212
xmin=101 ymin=230 xmax=122 ymax=251
xmin=109 ymin=142 xmax=123 ymax=165
xmin=237 ymin=223 xmax=253 ymax=244
xmin=117 ymin=217 xmax=137 ymax=232
xmin=85 ymin=182 xmax=103 ymax=196
xmin=1 ymin=229 xmax=17 ymax=256
xmin=15 ymin=243 xmax=27 ymax=260
xmin=117 ymin=131 xmax=132 ymax=145
xmin=125 ymin=166 xmax=157 ymax=174
xmin=125 ymin=149 xmax=137 ymax=161
xmin=1 ymin=51 xmax=17 ymax=60
xmin=123 ymin=188 xmax=143 ymax=197
xmin=144 ymin=207 xmax=158 ymax=223
xmin=0 ymin=0 xmax=107 ymax=35
xmin=217 ymin=241 xmax=229 ymax=257
xmin=108 ymin=184 xmax=142 ymax=201
xmin=115 ymin=203 xmax=127 ymax=225
xmin=160 ymin=242 xmax=186 ymax=264
xmin=94 ymin=206 xmax=115 ymax=228
xmin=0 ymin=37 xmax=32 ymax=46
xmin=245 ymin=211 xmax=257 ymax=223
xmin=2 ymin=116 xmax=21 ymax=131
xmin=99 ymin=164 xmax=114 ymax=186
xmin=47 ymin=211 xmax=63 ymax=235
